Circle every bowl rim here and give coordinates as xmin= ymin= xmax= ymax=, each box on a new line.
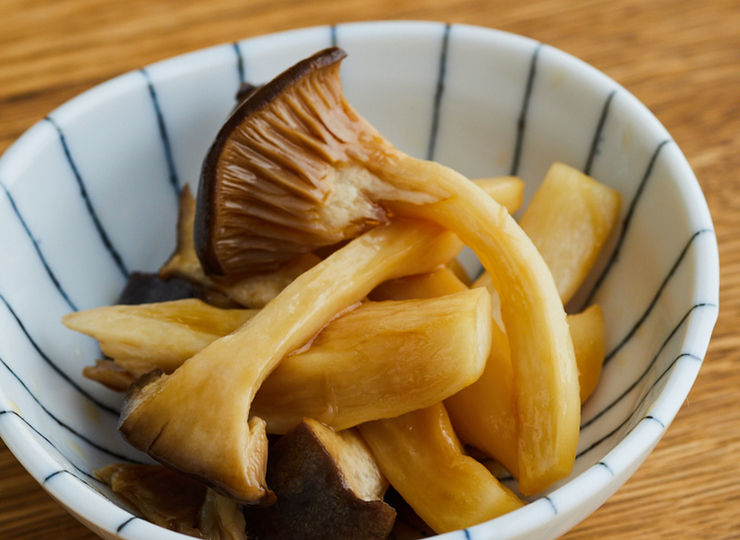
xmin=0 ymin=19 xmax=720 ymax=540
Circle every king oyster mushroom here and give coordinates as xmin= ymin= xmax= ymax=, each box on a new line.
xmin=193 ymin=47 xmax=578 ymax=495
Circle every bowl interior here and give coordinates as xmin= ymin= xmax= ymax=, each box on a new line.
xmin=0 ymin=21 xmax=719 ymax=540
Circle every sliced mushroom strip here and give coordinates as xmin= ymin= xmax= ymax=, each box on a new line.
xmin=471 ymin=175 xmax=524 ymax=214
xmin=195 ymin=48 xmax=578 ymax=494
xmin=370 ymin=265 xmax=473 ymax=301
xmin=64 ymin=298 xmax=258 ymax=377
xmin=253 ymin=288 xmax=492 ymax=433
xmin=567 ymin=304 xmax=606 ymax=404
xmin=518 ymin=162 xmax=621 ymax=305
xmin=452 ymin=273 xmax=606 ymax=479
xmin=386 ymin=196 xmax=578 ymax=494
xmin=69 ymin=289 xmax=492 ymax=434
xmin=198 ymin=490 xmax=249 ymax=540
xmin=358 ymin=403 xmax=524 ymax=535
xmin=242 ymin=418 xmax=396 ymax=540
xmin=118 ymin=220 xmax=463 ymax=504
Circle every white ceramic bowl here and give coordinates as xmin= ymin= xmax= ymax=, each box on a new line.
xmin=0 ymin=21 xmax=719 ymax=540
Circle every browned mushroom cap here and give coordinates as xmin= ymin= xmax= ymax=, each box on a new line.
xmin=95 ymin=462 xmax=207 ymax=536
xmin=194 ymin=47 xmax=410 ymax=276
xmin=242 ymin=419 xmax=396 ymax=540
xmin=96 ymin=463 xmax=247 ymax=539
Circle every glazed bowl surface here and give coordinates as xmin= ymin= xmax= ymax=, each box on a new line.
xmin=0 ymin=21 xmax=719 ymax=540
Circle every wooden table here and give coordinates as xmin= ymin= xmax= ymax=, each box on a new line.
xmin=1 ymin=0 xmax=737 ymax=538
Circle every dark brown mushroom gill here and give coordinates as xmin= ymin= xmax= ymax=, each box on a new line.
xmin=194 ymin=47 xmax=438 ymax=276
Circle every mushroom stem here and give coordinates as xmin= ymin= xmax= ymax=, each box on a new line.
xmin=384 ymin=168 xmax=578 ymax=494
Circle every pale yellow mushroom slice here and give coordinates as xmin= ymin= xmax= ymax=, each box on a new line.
xmin=82 ymin=359 xmax=137 ymax=392
xmin=472 ymin=176 xmax=524 ymax=214
xmin=369 ymin=265 xmax=470 ymax=301
xmin=372 ymin=268 xmax=519 ymax=478
xmin=197 ymin=490 xmax=249 ymax=540
xmin=568 ymin=304 xmax=606 ymax=404
xmin=63 ymin=298 xmax=258 ymax=377
xmin=359 ymin=403 xmax=524 ymax=534
xmin=372 ymin=176 xmax=523 ymax=293
xmin=518 ymin=162 xmax=621 ymax=305
xmin=375 ymin=266 xmax=607 ymax=480
xmin=253 ymin=288 xmax=492 ymax=433
xmin=447 ymin=306 xmax=609 ymax=480
xmin=453 ymin=272 xmax=606 ymax=478
xmin=387 ymin=196 xmax=577 ymax=494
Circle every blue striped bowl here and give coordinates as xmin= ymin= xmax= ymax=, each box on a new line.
xmin=0 ymin=21 xmax=719 ymax=540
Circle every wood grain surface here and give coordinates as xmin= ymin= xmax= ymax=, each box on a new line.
xmin=1 ymin=0 xmax=738 ymax=538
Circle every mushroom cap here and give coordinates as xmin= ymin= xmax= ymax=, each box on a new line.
xmin=195 ymin=47 xmax=388 ymax=277
xmin=242 ymin=419 xmax=396 ymax=540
